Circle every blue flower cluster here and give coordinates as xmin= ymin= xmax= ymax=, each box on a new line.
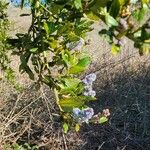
xmin=66 ymin=38 xmax=85 ymax=51
xmin=82 ymin=73 xmax=96 ymax=97
xmin=72 ymin=107 xmax=94 ymax=123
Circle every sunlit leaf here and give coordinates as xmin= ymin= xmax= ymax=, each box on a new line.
xmin=30 ymin=48 xmax=38 ymax=53
xmin=111 ymin=43 xmax=121 ymax=55
xmin=58 ymin=78 xmax=81 ymax=93
xmin=140 ymin=43 xmax=150 ymax=55
xmin=59 ymin=95 xmax=95 ymax=112
xmin=69 ymin=57 xmax=91 ymax=74
xmin=99 ymin=116 xmax=108 ymax=124
xmin=105 ymin=14 xmax=119 ymax=27
xmin=75 ymin=124 xmax=80 ymax=132
xmin=85 ymin=11 xmax=100 ymax=21
xmin=63 ymin=123 xmax=69 ymax=134
xmin=74 ymin=0 xmax=82 ymax=9
xmin=132 ymin=4 xmax=149 ymax=22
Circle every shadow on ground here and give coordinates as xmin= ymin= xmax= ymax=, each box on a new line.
xmin=79 ymin=61 xmax=150 ymax=150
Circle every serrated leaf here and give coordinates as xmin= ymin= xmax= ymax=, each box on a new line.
xmin=111 ymin=43 xmax=121 ymax=55
xmin=99 ymin=116 xmax=108 ymax=124
xmin=63 ymin=123 xmax=69 ymax=134
xmin=75 ymin=124 xmax=80 ymax=132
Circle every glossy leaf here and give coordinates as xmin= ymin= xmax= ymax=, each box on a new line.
xmin=59 ymin=95 xmax=95 ymax=112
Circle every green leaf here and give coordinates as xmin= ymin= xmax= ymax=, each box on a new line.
xmin=74 ymin=0 xmax=82 ymax=9
xmin=140 ymin=43 xmax=150 ymax=55
xmin=69 ymin=65 xmax=85 ymax=74
xmin=99 ymin=116 xmax=108 ymax=124
xmin=30 ymin=48 xmax=38 ymax=53
xmin=59 ymin=95 xmax=95 ymax=112
xmin=77 ymin=57 xmax=91 ymax=67
xmin=44 ymin=22 xmax=57 ymax=35
xmin=111 ymin=43 xmax=121 ymax=55
xmin=141 ymin=0 xmax=149 ymax=4
xmin=133 ymin=4 xmax=149 ymax=22
xmin=85 ymin=11 xmax=100 ymax=21
xmin=134 ymin=30 xmax=142 ymax=38
xmin=109 ymin=0 xmax=126 ymax=18
xmin=105 ymin=14 xmax=119 ymax=27
xmin=59 ymin=97 xmax=85 ymax=112
xmin=63 ymin=123 xmax=69 ymax=134
xmin=19 ymin=52 xmax=34 ymax=80
xmin=58 ymin=78 xmax=81 ymax=93
xmin=69 ymin=57 xmax=91 ymax=74
xmin=75 ymin=124 xmax=80 ymax=132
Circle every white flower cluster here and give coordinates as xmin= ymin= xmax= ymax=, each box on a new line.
xmin=82 ymin=73 xmax=96 ymax=97
xmin=66 ymin=38 xmax=85 ymax=51
xmin=73 ymin=107 xmax=94 ymax=123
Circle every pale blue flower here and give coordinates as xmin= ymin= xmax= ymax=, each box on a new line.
xmin=73 ymin=108 xmax=81 ymax=115
xmin=84 ymin=90 xmax=96 ymax=97
xmin=72 ymin=107 xmax=94 ymax=123
xmin=82 ymin=73 xmax=96 ymax=97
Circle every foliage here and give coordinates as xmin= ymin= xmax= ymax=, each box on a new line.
xmin=3 ymin=0 xmax=149 ymax=132
xmin=11 ymin=0 xmax=111 ymax=132
xmin=98 ymin=0 xmax=150 ymax=55
xmin=0 ymin=1 xmax=10 ymax=72
xmin=0 ymin=1 xmax=22 ymax=91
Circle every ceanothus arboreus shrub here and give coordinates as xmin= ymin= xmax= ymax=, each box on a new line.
xmin=13 ymin=0 xmax=149 ymax=132
xmin=16 ymin=0 xmax=110 ymax=132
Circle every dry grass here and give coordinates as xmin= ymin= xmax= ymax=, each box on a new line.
xmin=0 ymin=52 xmax=149 ymax=150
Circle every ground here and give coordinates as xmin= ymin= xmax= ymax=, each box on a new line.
xmin=0 ymin=4 xmax=150 ymax=150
